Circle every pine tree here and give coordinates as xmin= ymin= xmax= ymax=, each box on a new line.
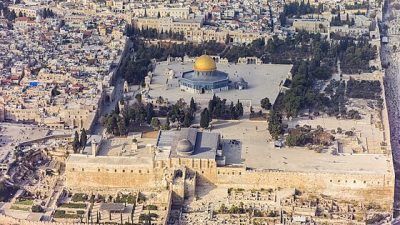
xmin=73 ymin=131 xmax=80 ymax=152
xmin=80 ymin=128 xmax=88 ymax=148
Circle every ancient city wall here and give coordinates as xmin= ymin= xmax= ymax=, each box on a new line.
xmin=65 ymin=166 xmax=162 ymax=191
xmin=65 ymin=156 xmax=393 ymax=209
xmin=216 ymin=167 xmax=394 ymax=209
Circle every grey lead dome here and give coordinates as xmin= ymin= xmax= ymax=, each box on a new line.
xmin=176 ymin=139 xmax=193 ymax=156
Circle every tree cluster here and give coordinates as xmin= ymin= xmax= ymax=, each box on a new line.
xmin=281 ymin=1 xmax=320 ymax=19
xmin=126 ymin=25 xmax=185 ymax=41
xmin=72 ymin=129 xmax=88 ymax=153
xmin=346 ymin=79 xmax=382 ymax=99
xmin=103 ymin=99 xmax=196 ymax=135
xmin=281 ymin=59 xmax=332 ymax=118
xmin=330 ymin=12 xmax=355 ymax=26
xmin=323 ymin=79 xmax=347 ymax=117
xmin=260 ymin=97 xmax=272 ymax=110
xmin=286 ymin=125 xmax=334 ymax=147
xmin=41 ymin=8 xmax=55 ymax=19
xmin=208 ymin=95 xmax=244 ymax=120
xmin=337 ymin=38 xmax=376 ymax=73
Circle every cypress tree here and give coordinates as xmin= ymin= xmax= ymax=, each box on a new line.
xmin=80 ymin=128 xmax=87 ymax=148
xmin=73 ymin=131 xmax=80 ymax=152
xmin=200 ymin=108 xmax=210 ymax=128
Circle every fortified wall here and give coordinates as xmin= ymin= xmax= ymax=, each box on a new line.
xmin=66 ymin=154 xmax=394 ymax=209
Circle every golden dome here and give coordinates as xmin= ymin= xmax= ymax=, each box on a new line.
xmin=193 ymin=55 xmax=217 ymax=72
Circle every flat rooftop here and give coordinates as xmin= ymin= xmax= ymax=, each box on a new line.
xmin=66 ymin=154 xmax=153 ymax=168
xmin=156 ymin=128 xmax=218 ymax=160
xmin=151 ymin=62 xmax=292 ymax=106
xmin=214 ymin=120 xmax=392 ymax=175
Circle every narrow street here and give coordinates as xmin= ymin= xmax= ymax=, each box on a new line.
xmin=91 ymin=77 xmax=125 ymax=135
xmin=91 ymin=39 xmax=134 ymax=135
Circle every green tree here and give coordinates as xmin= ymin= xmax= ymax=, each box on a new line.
xmin=145 ymin=104 xmax=154 ymax=124
xmin=189 ymin=97 xmax=196 ymax=113
xmin=117 ymin=117 xmax=127 ymax=135
xmin=200 ymin=108 xmax=211 ymax=128
xmin=72 ymin=131 xmax=80 ymax=152
xmin=164 ymin=116 xmax=170 ymax=130
xmin=182 ymin=112 xmax=192 ymax=127
xmin=80 ymin=128 xmax=87 ymax=149
xmin=150 ymin=118 xmax=161 ymax=130
xmin=115 ymin=103 xmax=120 ymax=114
xmin=286 ymin=133 xmax=306 ymax=146
xmin=268 ymin=110 xmax=283 ymax=140
xmin=261 ymin=97 xmax=272 ymax=110
xmin=235 ymin=100 xmax=244 ymax=118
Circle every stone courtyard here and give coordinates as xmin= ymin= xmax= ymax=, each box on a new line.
xmin=150 ymin=61 xmax=292 ymax=106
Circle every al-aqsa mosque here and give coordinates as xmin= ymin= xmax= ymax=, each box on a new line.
xmin=179 ymin=55 xmax=229 ymax=94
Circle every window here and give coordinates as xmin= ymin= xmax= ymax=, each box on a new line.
xmin=131 ymin=170 xmax=133 ymax=173
xmin=81 ymin=168 xmax=84 ymax=172
xmin=115 ymin=169 xmax=117 ymax=172
xmin=353 ymin=180 xmax=356 ymax=183
xmin=98 ymin=169 xmax=100 ymax=172
xmin=122 ymin=170 xmax=125 ymax=173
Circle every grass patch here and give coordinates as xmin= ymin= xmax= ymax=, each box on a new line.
xmin=115 ymin=194 xmax=136 ymax=204
xmin=60 ymin=203 xmax=86 ymax=209
xmin=16 ymin=199 xmax=33 ymax=205
xmin=71 ymin=193 xmax=88 ymax=202
xmin=10 ymin=205 xmax=30 ymax=211
xmin=53 ymin=210 xmax=80 ymax=219
xmin=143 ymin=205 xmax=158 ymax=210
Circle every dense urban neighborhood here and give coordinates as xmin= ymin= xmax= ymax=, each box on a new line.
xmin=0 ymin=0 xmax=399 ymax=224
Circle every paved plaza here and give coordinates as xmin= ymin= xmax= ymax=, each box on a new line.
xmin=151 ymin=62 xmax=292 ymax=106
xmin=212 ymin=120 xmax=390 ymax=174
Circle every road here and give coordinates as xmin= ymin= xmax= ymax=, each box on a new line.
xmin=91 ymin=39 xmax=134 ymax=135
xmin=381 ymin=0 xmax=400 ymax=219
xmin=91 ymin=77 xmax=125 ymax=135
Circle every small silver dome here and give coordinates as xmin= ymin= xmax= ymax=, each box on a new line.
xmin=177 ymin=139 xmax=193 ymax=156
